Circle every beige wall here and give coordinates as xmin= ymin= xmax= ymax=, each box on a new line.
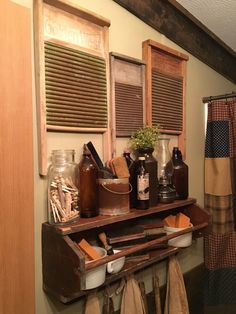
xmin=14 ymin=0 xmax=235 ymax=313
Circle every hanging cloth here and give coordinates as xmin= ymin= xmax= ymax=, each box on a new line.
xmin=120 ymin=276 xmax=146 ymax=314
xmin=84 ymin=292 xmax=101 ymax=314
xmin=103 ymin=286 xmax=114 ymax=314
xmin=164 ymin=255 xmax=189 ymax=314
xmin=153 ymin=272 xmax=162 ymax=314
xmin=204 ymin=99 xmax=236 ymax=313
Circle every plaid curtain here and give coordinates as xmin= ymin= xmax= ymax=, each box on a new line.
xmin=204 ymin=99 xmax=236 ymax=313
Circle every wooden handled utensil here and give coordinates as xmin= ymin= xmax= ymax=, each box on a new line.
xmin=98 ymin=232 xmax=114 ymax=255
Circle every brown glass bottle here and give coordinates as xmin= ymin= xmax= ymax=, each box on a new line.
xmin=137 ymin=148 xmax=158 ymax=207
xmin=78 ymin=145 xmax=99 ymax=218
xmin=136 ymin=156 xmax=149 ymax=210
xmin=172 ymin=147 xmax=188 ymax=200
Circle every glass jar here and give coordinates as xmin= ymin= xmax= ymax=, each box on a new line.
xmin=155 ymin=135 xmax=174 ymax=184
xmin=47 ymin=150 xmax=79 ymax=225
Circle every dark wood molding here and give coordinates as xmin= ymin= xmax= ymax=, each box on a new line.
xmin=113 ymin=0 xmax=236 ymax=84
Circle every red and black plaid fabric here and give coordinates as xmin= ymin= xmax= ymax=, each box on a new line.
xmin=204 ymin=99 xmax=236 ymax=308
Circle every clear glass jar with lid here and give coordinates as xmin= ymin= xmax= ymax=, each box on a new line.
xmin=47 ymin=149 xmax=79 ymax=225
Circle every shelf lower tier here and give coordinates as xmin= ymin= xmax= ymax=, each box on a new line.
xmin=43 ymin=246 xmax=179 ymax=303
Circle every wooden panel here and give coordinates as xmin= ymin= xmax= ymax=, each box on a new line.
xmin=152 ymin=50 xmax=183 ymax=78
xmin=114 ymin=0 xmax=236 ymax=84
xmin=152 ymin=70 xmax=183 ymax=132
xmin=34 ymin=0 xmax=111 ymax=175
xmin=0 ymin=1 xmax=35 ymax=313
xmin=143 ymin=40 xmax=188 ymax=156
xmin=110 ymin=52 xmax=145 ymax=156
xmin=115 ymin=82 xmax=143 ymax=136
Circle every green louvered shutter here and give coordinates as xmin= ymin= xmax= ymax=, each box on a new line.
xmin=45 ymin=41 xmax=107 ymax=129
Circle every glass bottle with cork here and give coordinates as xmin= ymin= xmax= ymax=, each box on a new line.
xmin=136 ymin=156 xmax=149 ymax=210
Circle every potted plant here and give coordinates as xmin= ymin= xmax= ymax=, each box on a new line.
xmin=129 ymin=125 xmax=160 ymax=153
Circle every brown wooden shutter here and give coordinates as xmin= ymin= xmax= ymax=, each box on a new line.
xmin=34 ymin=0 xmax=110 ymax=175
xmin=152 ymin=70 xmax=183 ymax=132
xmin=45 ymin=41 xmax=107 ymax=128
xmin=110 ymin=52 xmax=145 ymax=142
xmin=143 ymin=40 xmax=188 ymax=154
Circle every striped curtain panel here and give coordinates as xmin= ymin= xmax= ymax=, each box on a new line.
xmin=204 ymin=99 xmax=236 ymax=313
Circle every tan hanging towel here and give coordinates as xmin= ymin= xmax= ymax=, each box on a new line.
xmin=164 ymin=256 xmax=189 ymax=314
xmin=85 ymin=292 xmax=101 ymax=314
xmin=120 ymin=276 xmax=146 ymax=314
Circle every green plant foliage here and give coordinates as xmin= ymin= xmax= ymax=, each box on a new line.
xmin=129 ymin=125 xmax=160 ymax=150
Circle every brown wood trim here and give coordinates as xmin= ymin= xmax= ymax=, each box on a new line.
xmin=34 ymin=0 xmax=47 ymax=176
xmin=113 ymin=0 xmax=236 ymax=84
xmin=145 ymin=39 xmax=189 ymax=61
xmin=0 ymin=1 xmax=35 ymax=313
xmin=47 ymin=125 xmax=107 ymax=132
xmin=44 ymin=0 xmax=111 ymax=27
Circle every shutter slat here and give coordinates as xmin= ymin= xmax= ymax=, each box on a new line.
xmin=115 ymin=82 xmax=143 ymax=136
xmin=45 ymin=41 xmax=107 ymax=128
xmin=46 ymin=91 xmax=107 ymax=101
xmin=46 ymin=72 xmax=107 ymax=89
xmin=152 ymin=70 xmax=183 ymax=131
xmin=45 ymin=41 xmax=105 ymax=66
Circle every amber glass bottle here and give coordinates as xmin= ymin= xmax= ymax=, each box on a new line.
xmin=172 ymin=147 xmax=188 ymax=200
xmin=78 ymin=145 xmax=98 ymax=218
xmin=137 ymin=148 xmax=158 ymax=207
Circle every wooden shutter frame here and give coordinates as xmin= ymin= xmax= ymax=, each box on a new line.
xmin=34 ymin=0 xmax=110 ymax=175
xmin=142 ymin=39 xmax=188 ymax=156
xmin=110 ymin=52 xmax=146 ymax=157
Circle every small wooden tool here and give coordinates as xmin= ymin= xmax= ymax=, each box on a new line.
xmin=78 ymin=239 xmax=101 ymax=260
xmin=109 ymin=156 xmax=130 ymax=178
xmin=98 ymin=232 xmax=114 ymax=255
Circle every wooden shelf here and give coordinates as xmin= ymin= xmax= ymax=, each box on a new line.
xmin=45 ymin=246 xmax=179 ymax=303
xmin=42 ymin=197 xmax=210 ymax=303
xmin=44 ymin=198 xmax=197 ymax=235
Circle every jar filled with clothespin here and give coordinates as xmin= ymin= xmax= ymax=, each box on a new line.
xmin=47 ymin=149 xmax=79 ymax=224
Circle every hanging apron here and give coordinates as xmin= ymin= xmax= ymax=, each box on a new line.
xmin=85 ymin=292 xmax=101 ymax=314
xmin=120 ymin=276 xmax=146 ymax=314
xmin=164 ymin=256 xmax=189 ymax=314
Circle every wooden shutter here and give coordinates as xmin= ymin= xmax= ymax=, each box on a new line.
xmin=143 ymin=40 xmax=188 ymax=154
xmin=34 ymin=0 xmax=110 ymax=175
xmin=45 ymin=41 xmax=107 ymax=128
xmin=110 ymin=52 xmax=146 ymax=155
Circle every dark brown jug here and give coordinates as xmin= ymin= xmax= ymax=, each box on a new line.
xmin=172 ymin=147 xmax=188 ymax=200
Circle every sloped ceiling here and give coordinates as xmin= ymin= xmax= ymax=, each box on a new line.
xmin=113 ymin=0 xmax=236 ymax=83
xmin=176 ymin=0 xmax=236 ymax=53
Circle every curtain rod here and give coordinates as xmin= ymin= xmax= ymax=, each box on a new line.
xmin=202 ymin=91 xmax=236 ymax=103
